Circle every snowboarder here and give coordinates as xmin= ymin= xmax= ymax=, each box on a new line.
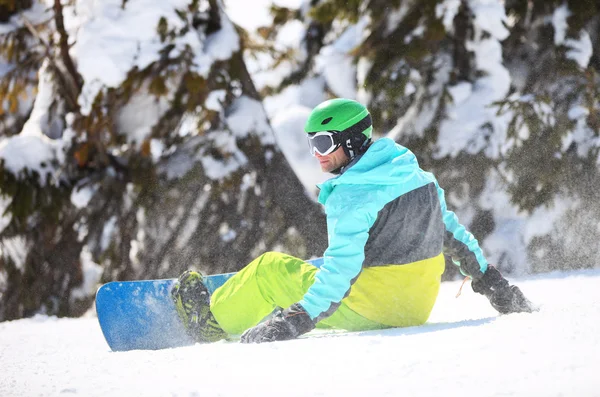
xmin=171 ymin=98 xmax=535 ymax=344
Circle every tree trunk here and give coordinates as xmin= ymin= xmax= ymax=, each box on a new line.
xmin=0 ymin=1 xmax=327 ymax=321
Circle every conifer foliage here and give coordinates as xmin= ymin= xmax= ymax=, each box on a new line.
xmin=1 ymin=0 xmax=599 ymax=321
xmin=0 ymin=0 xmax=326 ymax=321
xmin=255 ymin=0 xmax=599 ymax=275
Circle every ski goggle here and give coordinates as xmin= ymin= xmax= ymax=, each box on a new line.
xmin=307 ymin=131 xmax=341 ymax=156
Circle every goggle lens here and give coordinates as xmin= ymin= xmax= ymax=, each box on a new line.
xmin=307 ymin=132 xmax=338 ymax=156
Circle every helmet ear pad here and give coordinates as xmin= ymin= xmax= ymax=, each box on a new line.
xmin=350 ymin=132 xmax=366 ymax=149
xmin=339 ymin=131 xmax=369 ymax=159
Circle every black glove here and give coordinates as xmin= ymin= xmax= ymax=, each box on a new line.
xmin=472 ymin=265 xmax=536 ymax=314
xmin=240 ymin=303 xmax=315 ymax=343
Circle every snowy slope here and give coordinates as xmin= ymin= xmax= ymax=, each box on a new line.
xmin=1 ymin=270 xmax=599 ymax=397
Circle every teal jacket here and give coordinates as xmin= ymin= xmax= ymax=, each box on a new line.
xmin=298 ymin=137 xmax=489 ymax=321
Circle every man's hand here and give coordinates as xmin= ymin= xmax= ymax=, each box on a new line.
xmin=240 ymin=303 xmax=315 ymax=344
xmin=472 ymin=265 xmax=537 ymax=314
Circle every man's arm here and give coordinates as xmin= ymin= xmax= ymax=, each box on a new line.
xmin=241 ymin=186 xmax=375 ymax=343
xmin=298 ymin=190 xmax=374 ymax=322
xmin=434 ymin=180 xmax=488 ymax=279
xmin=434 ymin=179 xmax=536 ymax=314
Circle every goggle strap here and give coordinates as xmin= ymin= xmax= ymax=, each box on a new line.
xmin=342 ymin=114 xmax=372 ymax=136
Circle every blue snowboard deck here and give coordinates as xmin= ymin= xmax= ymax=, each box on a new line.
xmin=96 ymin=258 xmax=324 ymax=351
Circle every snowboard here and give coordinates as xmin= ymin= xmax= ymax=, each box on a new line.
xmin=96 ymin=257 xmax=324 ymax=351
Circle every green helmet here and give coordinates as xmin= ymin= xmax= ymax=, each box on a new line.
xmin=305 ymin=98 xmax=372 ymax=138
xmin=304 ymin=98 xmax=372 ymax=159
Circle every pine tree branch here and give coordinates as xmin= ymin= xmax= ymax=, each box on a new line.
xmin=206 ymin=0 xmax=221 ymax=35
xmin=53 ymin=0 xmax=82 ymax=92
xmin=20 ymin=12 xmax=80 ymax=112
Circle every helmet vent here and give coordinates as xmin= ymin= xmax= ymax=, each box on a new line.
xmin=321 ymin=117 xmax=333 ymax=125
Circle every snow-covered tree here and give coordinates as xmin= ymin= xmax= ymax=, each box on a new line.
xmin=0 ymin=0 xmax=326 ymax=321
xmin=497 ymin=0 xmax=600 ymax=272
xmin=251 ymin=0 xmax=599 ymax=276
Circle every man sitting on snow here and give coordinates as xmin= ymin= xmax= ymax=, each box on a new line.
xmin=171 ymin=98 xmax=535 ymax=344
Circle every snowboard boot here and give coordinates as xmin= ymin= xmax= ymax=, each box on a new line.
xmin=171 ymin=270 xmax=227 ymax=343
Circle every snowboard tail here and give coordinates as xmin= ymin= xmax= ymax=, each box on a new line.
xmin=96 ymin=258 xmax=324 ymax=351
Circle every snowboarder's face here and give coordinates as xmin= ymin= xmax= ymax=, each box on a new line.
xmin=315 ymin=146 xmax=349 ymax=173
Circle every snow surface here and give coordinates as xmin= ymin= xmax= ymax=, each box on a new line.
xmin=1 ymin=270 xmax=599 ymax=397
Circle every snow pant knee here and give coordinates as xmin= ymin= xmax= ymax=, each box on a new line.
xmin=209 ymin=252 xmax=316 ymax=335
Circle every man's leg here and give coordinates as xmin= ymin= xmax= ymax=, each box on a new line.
xmin=210 ymin=251 xmax=387 ymax=335
xmin=210 ymin=252 xmax=316 ymax=335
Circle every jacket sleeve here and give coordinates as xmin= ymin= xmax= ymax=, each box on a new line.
xmin=298 ymin=186 xmax=377 ymax=322
xmin=434 ymin=180 xmax=489 ymax=279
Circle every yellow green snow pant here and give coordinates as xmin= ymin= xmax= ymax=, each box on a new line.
xmin=210 ymin=251 xmax=445 ymax=336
